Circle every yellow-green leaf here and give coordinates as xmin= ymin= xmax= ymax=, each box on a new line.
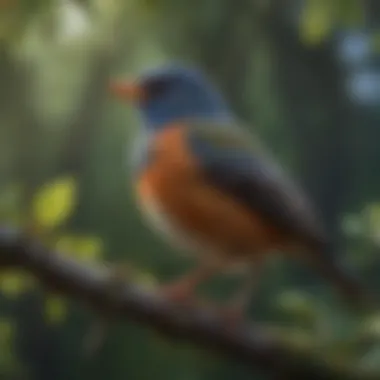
xmin=74 ymin=236 xmax=103 ymax=261
xmin=55 ymin=235 xmax=103 ymax=262
xmin=45 ymin=295 xmax=67 ymax=325
xmin=32 ymin=176 xmax=77 ymax=230
xmin=299 ymin=0 xmax=334 ymax=46
xmin=0 ymin=271 xmax=30 ymax=298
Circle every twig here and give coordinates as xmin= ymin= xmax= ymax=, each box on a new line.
xmin=0 ymin=226 xmax=377 ymax=380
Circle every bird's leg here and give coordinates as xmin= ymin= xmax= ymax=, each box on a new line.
xmin=159 ymin=262 xmax=218 ymax=305
xmin=221 ymin=259 xmax=264 ymax=326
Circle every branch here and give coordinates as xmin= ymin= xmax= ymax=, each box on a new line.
xmin=0 ymin=227 xmax=377 ymax=380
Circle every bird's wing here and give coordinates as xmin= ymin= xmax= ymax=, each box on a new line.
xmin=186 ymin=121 xmax=327 ymax=249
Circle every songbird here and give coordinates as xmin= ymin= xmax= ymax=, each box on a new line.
xmin=109 ymin=63 xmax=373 ymax=319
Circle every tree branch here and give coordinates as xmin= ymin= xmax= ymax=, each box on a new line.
xmin=0 ymin=227 xmax=377 ymax=380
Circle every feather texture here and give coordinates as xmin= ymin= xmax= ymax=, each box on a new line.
xmin=187 ymin=121 xmax=328 ymax=251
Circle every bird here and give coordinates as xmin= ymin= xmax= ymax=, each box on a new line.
xmin=108 ymin=63 xmax=374 ymax=320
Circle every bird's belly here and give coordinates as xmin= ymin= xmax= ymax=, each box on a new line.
xmin=137 ymin=191 xmax=212 ymax=256
xmin=136 ymin=192 xmax=255 ymax=273
xmin=136 ymin=166 xmax=286 ymax=262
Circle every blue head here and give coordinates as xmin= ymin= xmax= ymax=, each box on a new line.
xmin=109 ymin=64 xmax=234 ymax=131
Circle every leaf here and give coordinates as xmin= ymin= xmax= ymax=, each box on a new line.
xmin=32 ymin=176 xmax=77 ymax=230
xmin=337 ymin=0 xmax=364 ymax=28
xmin=299 ymin=0 xmax=334 ymax=46
xmin=44 ymin=295 xmax=67 ymax=325
xmin=55 ymin=235 xmax=103 ymax=262
xmin=0 ymin=271 xmax=31 ymax=298
xmin=74 ymin=236 xmax=103 ymax=261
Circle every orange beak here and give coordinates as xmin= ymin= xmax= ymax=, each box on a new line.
xmin=108 ymin=80 xmax=146 ymax=103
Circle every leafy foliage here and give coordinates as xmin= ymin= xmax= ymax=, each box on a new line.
xmin=299 ymin=0 xmax=364 ymax=46
xmin=54 ymin=234 xmax=103 ymax=262
xmin=0 ymin=270 xmax=34 ymax=299
xmin=32 ymin=176 xmax=77 ymax=231
xmin=44 ymin=295 xmax=68 ymax=325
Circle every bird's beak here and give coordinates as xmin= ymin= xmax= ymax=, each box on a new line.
xmin=108 ymin=80 xmax=146 ymax=103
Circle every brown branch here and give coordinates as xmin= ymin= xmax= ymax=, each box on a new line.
xmin=0 ymin=227 xmax=377 ymax=380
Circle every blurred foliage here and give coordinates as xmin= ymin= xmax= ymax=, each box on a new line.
xmin=300 ymin=0 xmax=364 ymax=45
xmin=0 ymin=270 xmax=34 ymax=299
xmin=0 ymin=0 xmax=380 ymax=379
xmin=44 ymin=295 xmax=68 ymax=325
xmin=32 ymin=175 xmax=77 ymax=231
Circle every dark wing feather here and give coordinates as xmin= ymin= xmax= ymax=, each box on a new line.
xmin=187 ymin=121 xmax=328 ymax=249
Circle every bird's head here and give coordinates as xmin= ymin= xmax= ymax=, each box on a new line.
xmin=109 ymin=64 xmax=233 ymax=130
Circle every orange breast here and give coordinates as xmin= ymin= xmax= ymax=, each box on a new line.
xmin=136 ymin=124 xmax=290 ymax=260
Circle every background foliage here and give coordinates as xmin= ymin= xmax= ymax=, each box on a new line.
xmin=1 ymin=0 xmax=380 ymax=379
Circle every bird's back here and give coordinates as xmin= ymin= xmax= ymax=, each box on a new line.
xmin=134 ymin=120 xmax=328 ymax=261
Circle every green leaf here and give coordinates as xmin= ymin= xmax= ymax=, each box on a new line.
xmin=337 ymin=0 xmax=364 ymax=28
xmin=299 ymin=0 xmax=334 ymax=46
xmin=55 ymin=234 xmax=103 ymax=262
xmin=74 ymin=236 xmax=103 ymax=261
xmin=0 ymin=271 xmax=31 ymax=298
xmin=44 ymin=295 xmax=67 ymax=325
xmin=32 ymin=176 xmax=77 ymax=230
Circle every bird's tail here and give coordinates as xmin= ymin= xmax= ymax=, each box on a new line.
xmin=307 ymin=249 xmax=378 ymax=312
